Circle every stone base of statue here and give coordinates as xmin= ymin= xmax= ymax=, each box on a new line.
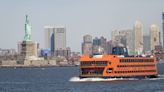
xmin=21 ymin=41 xmax=38 ymax=57
xmin=18 ymin=41 xmax=38 ymax=62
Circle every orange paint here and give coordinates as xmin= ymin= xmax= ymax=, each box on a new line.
xmin=80 ymin=55 xmax=158 ymax=78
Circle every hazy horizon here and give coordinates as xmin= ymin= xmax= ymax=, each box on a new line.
xmin=0 ymin=0 xmax=164 ymax=52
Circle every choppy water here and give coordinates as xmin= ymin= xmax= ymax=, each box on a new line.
xmin=0 ymin=64 xmax=163 ymax=92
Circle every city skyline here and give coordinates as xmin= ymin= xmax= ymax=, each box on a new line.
xmin=0 ymin=0 xmax=164 ymax=52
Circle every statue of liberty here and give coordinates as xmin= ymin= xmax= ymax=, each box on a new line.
xmin=24 ymin=15 xmax=32 ymax=41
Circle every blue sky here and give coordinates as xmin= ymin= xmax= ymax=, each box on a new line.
xmin=0 ymin=0 xmax=164 ymax=52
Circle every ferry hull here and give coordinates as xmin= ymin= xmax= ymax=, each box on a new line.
xmin=79 ymin=74 xmax=158 ymax=79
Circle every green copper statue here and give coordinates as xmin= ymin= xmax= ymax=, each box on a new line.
xmin=24 ymin=15 xmax=32 ymax=41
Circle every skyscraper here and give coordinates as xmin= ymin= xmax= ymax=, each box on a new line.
xmin=134 ymin=21 xmax=143 ymax=55
xmin=106 ymin=40 xmax=114 ymax=54
xmin=44 ymin=26 xmax=54 ymax=51
xmin=111 ymin=29 xmax=134 ymax=55
xmin=162 ymin=12 xmax=164 ymax=47
xmin=143 ymin=35 xmax=150 ymax=52
xmin=150 ymin=24 xmax=159 ymax=51
xmin=44 ymin=26 xmax=66 ymax=53
xmin=92 ymin=36 xmax=107 ymax=54
xmin=82 ymin=35 xmax=92 ymax=55
xmin=83 ymin=34 xmax=92 ymax=43
xmin=55 ymin=27 xmax=66 ymax=50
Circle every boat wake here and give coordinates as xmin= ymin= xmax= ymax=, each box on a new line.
xmin=69 ymin=76 xmax=138 ymax=82
xmin=146 ymin=74 xmax=164 ymax=80
xmin=69 ymin=75 xmax=164 ymax=82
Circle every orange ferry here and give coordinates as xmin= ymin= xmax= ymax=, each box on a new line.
xmin=80 ymin=47 xmax=158 ymax=78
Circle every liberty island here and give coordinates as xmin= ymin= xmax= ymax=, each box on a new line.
xmin=0 ymin=15 xmax=58 ymax=67
xmin=0 ymin=15 xmax=79 ymax=67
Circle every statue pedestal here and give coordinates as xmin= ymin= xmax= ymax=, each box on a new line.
xmin=20 ymin=41 xmax=38 ymax=59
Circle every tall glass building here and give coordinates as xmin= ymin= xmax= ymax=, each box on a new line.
xmin=44 ymin=26 xmax=66 ymax=53
xmin=162 ymin=12 xmax=164 ymax=48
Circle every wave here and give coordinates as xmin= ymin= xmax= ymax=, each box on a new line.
xmin=69 ymin=76 xmax=138 ymax=82
xmin=146 ymin=74 xmax=164 ymax=80
xmin=0 ymin=81 xmax=30 ymax=84
xmin=69 ymin=75 xmax=164 ymax=82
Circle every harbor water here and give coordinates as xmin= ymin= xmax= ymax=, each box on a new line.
xmin=0 ymin=64 xmax=163 ymax=92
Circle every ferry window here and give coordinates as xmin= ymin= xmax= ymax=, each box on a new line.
xmin=148 ymin=59 xmax=150 ymax=62
xmin=94 ymin=61 xmax=107 ymax=66
xmin=128 ymin=59 xmax=130 ymax=62
xmin=144 ymin=60 xmax=146 ymax=62
xmin=147 ymin=59 xmax=149 ymax=62
xmin=134 ymin=59 xmax=136 ymax=62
